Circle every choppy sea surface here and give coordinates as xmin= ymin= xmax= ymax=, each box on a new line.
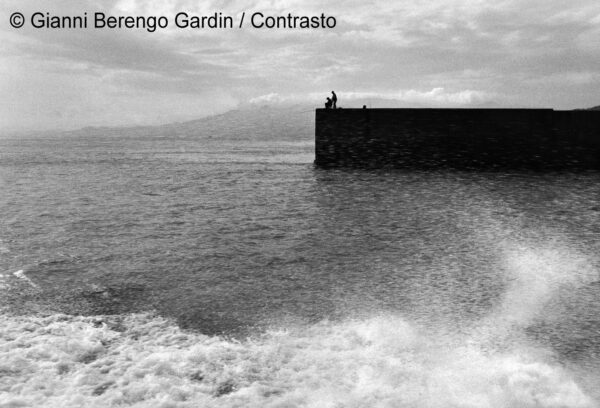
xmin=1 ymin=126 xmax=600 ymax=407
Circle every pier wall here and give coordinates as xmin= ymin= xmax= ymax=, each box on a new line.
xmin=315 ymin=109 xmax=600 ymax=169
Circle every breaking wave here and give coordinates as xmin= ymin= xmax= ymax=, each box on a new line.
xmin=1 ymin=241 xmax=598 ymax=407
xmin=0 ymin=314 xmax=595 ymax=408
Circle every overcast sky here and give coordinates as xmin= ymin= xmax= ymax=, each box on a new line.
xmin=2 ymin=0 xmax=600 ymax=131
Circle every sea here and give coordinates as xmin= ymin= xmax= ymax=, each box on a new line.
xmin=1 ymin=109 xmax=600 ymax=407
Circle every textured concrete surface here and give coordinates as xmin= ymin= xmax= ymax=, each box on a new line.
xmin=315 ymin=109 xmax=600 ymax=169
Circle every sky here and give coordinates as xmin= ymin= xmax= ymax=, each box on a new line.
xmin=1 ymin=0 xmax=600 ymax=131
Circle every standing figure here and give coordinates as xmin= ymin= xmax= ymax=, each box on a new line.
xmin=331 ymin=91 xmax=337 ymax=109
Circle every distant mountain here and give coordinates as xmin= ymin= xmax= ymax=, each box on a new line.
xmin=5 ymin=99 xmax=556 ymax=140
xmin=587 ymin=105 xmax=600 ymax=111
xmin=55 ymin=104 xmax=316 ymax=140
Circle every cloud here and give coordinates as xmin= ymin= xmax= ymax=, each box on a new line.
xmin=333 ymin=88 xmax=491 ymax=105
xmin=2 ymin=0 xmax=600 ymax=131
xmin=249 ymin=93 xmax=284 ymax=104
xmin=251 ymin=88 xmax=492 ymax=107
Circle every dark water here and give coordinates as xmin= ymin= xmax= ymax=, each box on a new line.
xmin=1 ymin=132 xmax=600 ymax=407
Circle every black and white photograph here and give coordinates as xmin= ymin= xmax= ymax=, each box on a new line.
xmin=1 ymin=0 xmax=600 ymax=406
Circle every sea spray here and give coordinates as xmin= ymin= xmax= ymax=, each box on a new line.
xmin=492 ymin=242 xmax=598 ymax=330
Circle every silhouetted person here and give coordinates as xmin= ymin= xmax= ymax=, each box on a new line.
xmin=331 ymin=91 xmax=337 ymax=109
xmin=325 ymin=97 xmax=333 ymax=109
xmin=363 ymin=105 xmax=367 ymax=109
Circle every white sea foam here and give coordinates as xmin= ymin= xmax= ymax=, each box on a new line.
xmin=12 ymin=270 xmax=39 ymax=289
xmin=0 ymin=269 xmax=40 ymax=292
xmin=0 ymin=312 xmax=595 ymax=408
